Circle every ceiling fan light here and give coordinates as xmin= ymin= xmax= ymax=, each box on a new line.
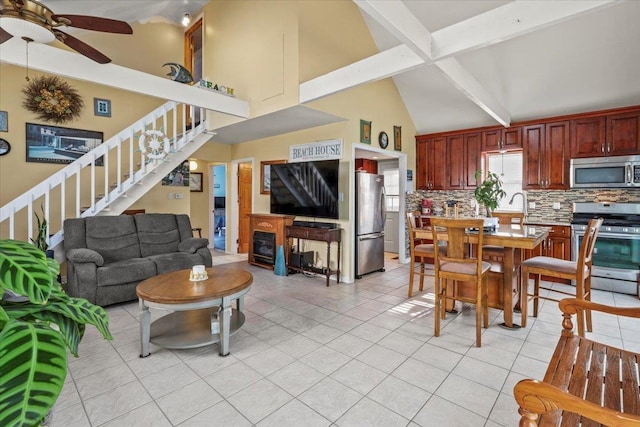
xmin=181 ymin=13 xmax=191 ymax=27
xmin=0 ymin=17 xmax=55 ymax=43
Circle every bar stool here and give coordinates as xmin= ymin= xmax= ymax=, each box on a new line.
xmin=520 ymin=217 xmax=602 ymax=335
xmin=406 ymin=211 xmax=436 ymax=298
xmin=431 ymin=217 xmax=491 ymax=347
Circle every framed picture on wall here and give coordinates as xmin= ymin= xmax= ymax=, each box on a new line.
xmin=360 ymin=119 xmax=371 ymax=144
xmin=260 ymin=160 xmax=286 ymax=195
xmin=394 ymin=125 xmax=402 ymax=151
xmin=190 ymin=172 xmax=203 ymax=192
xmin=25 ymin=122 xmax=104 ymax=165
xmin=94 ymin=98 xmax=111 ymax=117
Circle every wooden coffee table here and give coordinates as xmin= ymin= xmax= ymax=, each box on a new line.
xmin=136 ymin=267 xmax=252 ymax=357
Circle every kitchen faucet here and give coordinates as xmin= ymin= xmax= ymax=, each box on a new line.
xmin=509 ymin=192 xmax=527 ymax=218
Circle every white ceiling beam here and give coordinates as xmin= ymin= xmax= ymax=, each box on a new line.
xmin=431 ymin=0 xmax=618 ymax=60
xmin=434 ymin=58 xmax=511 ymax=127
xmin=354 ymin=0 xmax=511 ymax=126
xmin=300 ymin=44 xmax=423 ymax=103
xmin=0 ymin=39 xmax=249 ymax=118
xmin=353 ymin=0 xmax=432 ymax=59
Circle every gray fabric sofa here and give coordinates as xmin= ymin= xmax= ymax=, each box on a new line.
xmin=63 ymin=213 xmax=212 ymax=306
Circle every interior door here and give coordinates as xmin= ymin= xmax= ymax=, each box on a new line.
xmin=237 ymin=162 xmax=252 ymax=253
xmin=184 ymin=19 xmax=202 ymax=126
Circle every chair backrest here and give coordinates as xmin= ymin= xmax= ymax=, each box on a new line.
xmin=406 ymin=211 xmax=421 ymax=256
xmin=430 ymin=217 xmax=485 ymax=277
xmin=577 ymin=217 xmax=603 ymax=269
xmin=491 ymin=211 xmax=525 ymax=226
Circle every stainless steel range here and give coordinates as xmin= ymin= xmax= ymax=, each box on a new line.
xmin=571 ymin=202 xmax=640 ymax=295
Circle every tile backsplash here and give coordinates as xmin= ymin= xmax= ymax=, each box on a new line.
xmin=407 ymin=188 xmax=640 ymax=223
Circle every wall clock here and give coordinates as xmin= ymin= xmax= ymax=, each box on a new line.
xmin=0 ymin=138 xmax=10 ymax=156
xmin=378 ymin=131 xmax=389 ymax=149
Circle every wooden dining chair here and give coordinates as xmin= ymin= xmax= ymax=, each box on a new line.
xmin=406 ymin=211 xmax=436 ymax=298
xmin=431 ymin=218 xmax=491 ymax=347
xmin=520 ymin=217 xmax=603 ymax=335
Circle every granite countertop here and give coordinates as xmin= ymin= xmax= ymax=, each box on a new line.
xmin=524 ymin=219 xmax=572 ymax=227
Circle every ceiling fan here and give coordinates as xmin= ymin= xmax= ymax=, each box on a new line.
xmin=0 ymin=0 xmax=133 ymax=64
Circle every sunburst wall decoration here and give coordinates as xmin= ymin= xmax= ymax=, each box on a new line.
xmin=22 ymin=76 xmax=84 ymax=124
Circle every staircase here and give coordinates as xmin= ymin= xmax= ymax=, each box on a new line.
xmin=0 ymin=101 xmax=212 ymax=256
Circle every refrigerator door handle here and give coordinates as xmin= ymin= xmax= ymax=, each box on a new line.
xmin=359 ymin=233 xmax=385 ymax=241
xmin=380 ymin=185 xmax=387 ymax=227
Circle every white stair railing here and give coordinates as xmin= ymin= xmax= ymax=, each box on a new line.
xmin=0 ymin=101 xmax=207 ymax=250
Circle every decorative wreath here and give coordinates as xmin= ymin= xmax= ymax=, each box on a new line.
xmin=138 ymin=129 xmax=170 ymax=160
xmin=22 ymin=76 xmax=84 ymax=124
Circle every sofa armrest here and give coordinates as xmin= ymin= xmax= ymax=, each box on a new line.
xmin=67 ymin=248 xmax=104 ymax=266
xmin=178 ymin=238 xmax=209 ymax=254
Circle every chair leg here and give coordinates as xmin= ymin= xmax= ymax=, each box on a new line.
xmin=442 ymin=279 xmax=449 ymax=320
xmin=434 ymin=277 xmax=441 ymax=337
xmin=482 ymin=276 xmax=489 ymax=329
xmin=521 ymin=269 xmax=528 ymax=328
xmin=419 ymin=260 xmax=425 ymax=292
xmin=408 ymin=259 xmax=415 ymax=298
xmin=533 ymin=275 xmax=540 ymax=318
xmin=575 ymin=279 xmax=586 ymax=337
xmin=476 ymin=277 xmax=482 ymax=347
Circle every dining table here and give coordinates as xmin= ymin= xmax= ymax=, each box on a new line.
xmin=415 ymin=221 xmax=549 ymax=329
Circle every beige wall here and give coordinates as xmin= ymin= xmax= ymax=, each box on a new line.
xmin=0 ymin=22 xmax=189 ymax=242
xmin=0 ymin=1 xmax=418 ymax=279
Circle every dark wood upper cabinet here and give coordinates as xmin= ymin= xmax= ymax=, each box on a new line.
xmin=355 ymin=158 xmax=378 ymax=174
xmin=446 ymin=134 xmax=465 ymax=189
xmin=523 ymin=121 xmax=569 ymax=190
xmin=607 ymin=111 xmax=640 ymax=156
xmin=570 ymin=116 xmax=605 ymax=158
xmin=464 ymin=132 xmax=481 ymax=188
xmin=570 ymin=109 xmax=640 ymax=157
xmin=522 ymin=124 xmax=545 ymax=189
xmin=416 ymin=136 xmax=447 ymax=190
xmin=545 ymin=121 xmax=570 ymax=189
xmin=481 ymin=127 xmax=522 ymax=152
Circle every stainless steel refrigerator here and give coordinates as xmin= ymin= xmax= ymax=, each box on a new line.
xmin=355 ymin=171 xmax=386 ymax=278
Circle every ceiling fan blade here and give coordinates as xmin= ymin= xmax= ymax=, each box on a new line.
xmin=52 ymin=14 xmax=133 ymax=34
xmin=53 ymin=30 xmax=111 ymax=64
xmin=0 ymin=27 xmax=13 ymax=44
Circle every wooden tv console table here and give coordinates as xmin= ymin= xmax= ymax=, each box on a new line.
xmin=285 ymin=225 xmax=341 ymax=287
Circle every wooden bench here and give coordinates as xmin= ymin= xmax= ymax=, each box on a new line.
xmin=514 ymin=298 xmax=640 ymax=426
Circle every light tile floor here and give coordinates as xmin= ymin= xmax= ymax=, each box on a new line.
xmin=51 ymin=253 xmax=640 ymax=426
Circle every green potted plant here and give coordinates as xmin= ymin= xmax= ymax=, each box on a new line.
xmin=30 ymin=207 xmax=53 ymax=258
xmin=474 ymin=170 xmax=507 ymax=217
xmin=0 ymin=239 xmax=112 ymax=427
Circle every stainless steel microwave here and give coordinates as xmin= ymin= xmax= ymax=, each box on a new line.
xmin=570 ymin=155 xmax=640 ymax=188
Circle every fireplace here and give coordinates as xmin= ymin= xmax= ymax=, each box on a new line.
xmin=253 ymin=231 xmax=276 ymax=265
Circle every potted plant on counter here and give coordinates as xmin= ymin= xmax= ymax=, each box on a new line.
xmin=0 ymin=239 xmax=112 ymax=427
xmin=474 ymin=170 xmax=506 ymax=217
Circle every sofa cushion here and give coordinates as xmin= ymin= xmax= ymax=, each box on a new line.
xmin=146 ymin=252 xmax=206 ymax=275
xmin=85 ymin=216 xmax=141 ymax=263
xmin=97 ymin=258 xmax=157 ymax=287
xmin=134 ymin=214 xmax=181 ymax=257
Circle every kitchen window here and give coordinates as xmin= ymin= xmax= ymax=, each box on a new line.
xmin=487 ymin=152 xmax=523 ymax=212
xmin=383 ymin=169 xmax=400 ymax=212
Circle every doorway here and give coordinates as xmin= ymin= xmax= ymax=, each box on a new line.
xmin=237 ymin=162 xmax=253 ymax=253
xmin=184 ymin=19 xmax=203 ymax=126
xmin=351 ymin=144 xmax=407 ymax=282
xmin=378 ymin=162 xmax=400 ymax=254
xmin=211 ymin=164 xmax=227 ymax=251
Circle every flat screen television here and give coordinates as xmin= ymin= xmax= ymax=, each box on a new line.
xmin=270 ymin=160 xmax=339 ymax=219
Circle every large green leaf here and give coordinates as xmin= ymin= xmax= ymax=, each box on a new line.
xmin=0 ymin=240 xmax=52 ymax=303
xmin=0 ymin=320 xmax=67 ymax=427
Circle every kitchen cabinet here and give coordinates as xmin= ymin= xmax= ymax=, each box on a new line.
xmin=607 ymin=111 xmax=640 ymax=156
xmin=523 ymin=121 xmax=570 ymax=190
xmin=416 ymin=136 xmax=447 ymax=190
xmin=570 ymin=109 xmax=640 ymax=158
xmin=355 ymin=158 xmax=378 ymax=174
xmin=447 ymin=132 xmax=480 ymax=189
xmin=481 ymin=127 xmax=522 ymax=152
xmin=524 ymin=225 xmax=571 ymax=283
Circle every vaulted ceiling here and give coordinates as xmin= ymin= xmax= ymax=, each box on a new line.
xmin=24 ymin=1 xmax=640 ymax=137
